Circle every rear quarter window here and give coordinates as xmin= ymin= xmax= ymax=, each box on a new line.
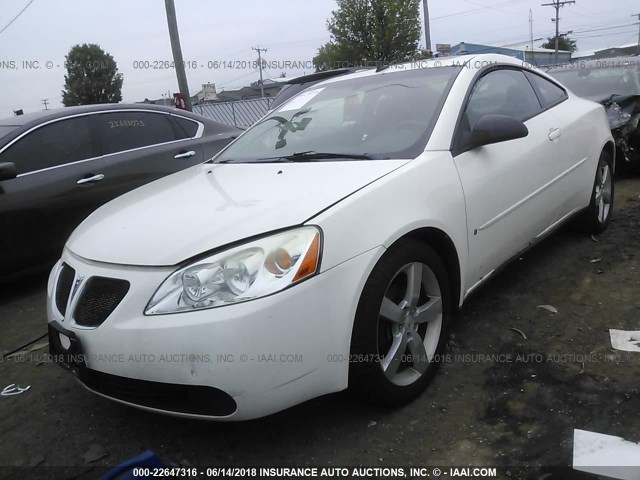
xmin=172 ymin=116 xmax=199 ymax=138
xmin=525 ymin=72 xmax=567 ymax=108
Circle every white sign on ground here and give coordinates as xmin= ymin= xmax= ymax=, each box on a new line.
xmin=573 ymin=429 xmax=640 ymax=480
xmin=609 ymin=329 xmax=640 ymax=352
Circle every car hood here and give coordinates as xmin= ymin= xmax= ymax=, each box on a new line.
xmin=67 ymin=160 xmax=409 ymax=266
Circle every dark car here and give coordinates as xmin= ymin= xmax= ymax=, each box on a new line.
xmin=548 ymin=57 xmax=640 ymax=171
xmin=0 ymin=104 xmax=240 ymax=280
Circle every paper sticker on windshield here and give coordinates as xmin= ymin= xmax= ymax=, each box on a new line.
xmin=278 ymin=88 xmax=324 ymax=112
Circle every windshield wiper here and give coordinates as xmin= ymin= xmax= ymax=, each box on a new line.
xmin=213 ymin=151 xmax=375 ymax=164
xmin=255 ymin=151 xmax=374 ymax=163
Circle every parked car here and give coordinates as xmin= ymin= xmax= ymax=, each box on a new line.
xmin=47 ymin=54 xmax=614 ymax=420
xmin=0 ymin=104 xmax=240 ymax=280
xmin=548 ymin=57 xmax=640 ymax=171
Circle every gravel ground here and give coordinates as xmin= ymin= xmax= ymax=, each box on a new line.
xmin=1 ymin=177 xmax=639 ymax=480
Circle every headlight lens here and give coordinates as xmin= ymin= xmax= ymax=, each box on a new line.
xmin=145 ymin=226 xmax=321 ymax=315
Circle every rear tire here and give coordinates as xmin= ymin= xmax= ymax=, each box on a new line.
xmin=575 ymin=150 xmax=614 ymax=234
xmin=349 ymin=239 xmax=451 ymax=406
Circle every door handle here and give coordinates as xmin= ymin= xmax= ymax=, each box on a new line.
xmin=76 ymin=174 xmax=104 ymax=185
xmin=174 ymin=150 xmax=196 ymax=159
xmin=548 ymin=128 xmax=561 ymax=141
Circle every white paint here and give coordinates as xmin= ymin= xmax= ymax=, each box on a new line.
xmin=573 ymin=429 xmax=640 ymax=480
xmin=66 ymin=160 xmax=408 ymax=266
xmin=1 ymin=384 xmax=31 ymax=396
xmin=609 ymin=329 xmax=640 ymax=352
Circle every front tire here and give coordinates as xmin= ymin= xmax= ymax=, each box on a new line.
xmin=576 ymin=150 xmax=614 ymax=234
xmin=349 ymin=239 xmax=451 ymax=405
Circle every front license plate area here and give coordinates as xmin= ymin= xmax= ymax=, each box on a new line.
xmin=48 ymin=321 xmax=86 ymax=376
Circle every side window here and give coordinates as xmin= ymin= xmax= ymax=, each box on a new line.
xmin=3 ymin=116 xmax=93 ymax=174
xmin=525 ymin=72 xmax=567 ymax=108
xmin=97 ymin=112 xmax=179 ymax=155
xmin=465 ymin=69 xmax=542 ymax=127
xmin=172 ymin=116 xmax=199 ymax=139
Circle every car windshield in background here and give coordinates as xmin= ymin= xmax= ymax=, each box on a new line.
xmin=550 ymin=66 xmax=640 ymax=99
xmin=0 ymin=125 xmax=18 ymax=140
xmin=215 ymin=66 xmax=461 ymax=163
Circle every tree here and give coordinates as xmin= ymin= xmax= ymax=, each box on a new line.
xmin=541 ymin=36 xmax=578 ymax=52
xmin=313 ymin=0 xmax=422 ymax=71
xmin=61 ymin=43 xmax=123 ymax=106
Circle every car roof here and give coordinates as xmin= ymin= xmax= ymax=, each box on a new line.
xmin=0 ymin=103 xmax=209 ymax=128
xmin=308 ymin=53 xmax=534 ymax=89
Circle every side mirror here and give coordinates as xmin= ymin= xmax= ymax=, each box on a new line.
xmin=467 ymin=115 xmax=529 ymax=150
xmin=0 ymin=162 xmax=17 ymax=182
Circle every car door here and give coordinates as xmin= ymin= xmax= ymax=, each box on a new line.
xmin=0 ymin=114 xmax=99 ymax=276
xmin=525 ymin=71 xmax=588 ymax=225
xmin=81 ymin=110 xmax=205 ymax=204
xmin=452 ymin=68 xmax=566 ymax=288
xmin=172 ymin=115 xmax=237 ymax=161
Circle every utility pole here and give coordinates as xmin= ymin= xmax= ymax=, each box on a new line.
xmin=423 ymin=0 xmax=431 ymax=54
xmin=541 ymin=0 xmax=575 ymax=62
xmin=41 ymin=99 xmax=49 ymax=110
xmin=164 ymin=0 xmax=192 ymax=111
xmin=529 ymin=9 xmax=534 ymax=64
xmin=633 ymin=14 xmax=640 ymax=55
xmin=252 ymin=46 xmax=267 ymax=98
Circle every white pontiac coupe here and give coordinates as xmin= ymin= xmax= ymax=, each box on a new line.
xmin=47 ymin=54 xmax=614 ymax=420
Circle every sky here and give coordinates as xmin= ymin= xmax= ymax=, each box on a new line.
xmin=0 ymin=0 xmax=638 ymax=117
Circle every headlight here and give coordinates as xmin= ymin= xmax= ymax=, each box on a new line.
xmin=145 ymin=226 xmax=321 ymax=315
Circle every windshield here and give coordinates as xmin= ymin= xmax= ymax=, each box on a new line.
xmin=214 ymin=66 xmax=461 ymax=163
xmin=550 ymin=66 xmax=640 ymax=99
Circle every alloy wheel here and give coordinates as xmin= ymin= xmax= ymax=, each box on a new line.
xmin=377 ymin=262 xmax=443 ymax=387
xmin=595 ymin=161 xmax=612 ymax=224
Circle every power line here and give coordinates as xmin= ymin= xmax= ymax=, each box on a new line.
xmin=461 ymin=0 xmax=523 ymax=17
xmin=571 ymin=22 xmax=640 ymax=35
xmin=0 ymin=0 xmax=35 ymax=35
xmin=431 ymin=0 xmax=529 ymax=21
xmin=572 ymin=29 xmax=637 ymax=39
xmin=459 ymin=16 xmax=638 ymax=51
xmin=217 ymin=69 xmax=260 ymax=89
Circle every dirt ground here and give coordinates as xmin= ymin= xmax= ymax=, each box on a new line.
xmin=1 ymin=178 xmax=639 ymax=480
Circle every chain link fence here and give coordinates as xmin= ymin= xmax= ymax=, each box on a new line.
xmin=193 ymin=97 xmax=273 ymax=128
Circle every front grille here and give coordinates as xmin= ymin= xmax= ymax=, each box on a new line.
xmin=79 ymin=368 xmax=237 ymax=416
xmin=55 ymin=263 xmax=75 ymax=316
xmin=74 ymin=277 xmax=130 ymax=327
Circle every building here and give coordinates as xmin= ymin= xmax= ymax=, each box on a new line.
xmin=571 ymin=50 xmax=597 ymax=61
xmin=593 ymin=43 xmax=640 ymax=59
xmin=138 ymin=77 xmax=289 ymax=107
xmin=448 ymin=42 xmax=572 ymax=66
xmin=194 ymin=83 xmax=218 ymax=103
